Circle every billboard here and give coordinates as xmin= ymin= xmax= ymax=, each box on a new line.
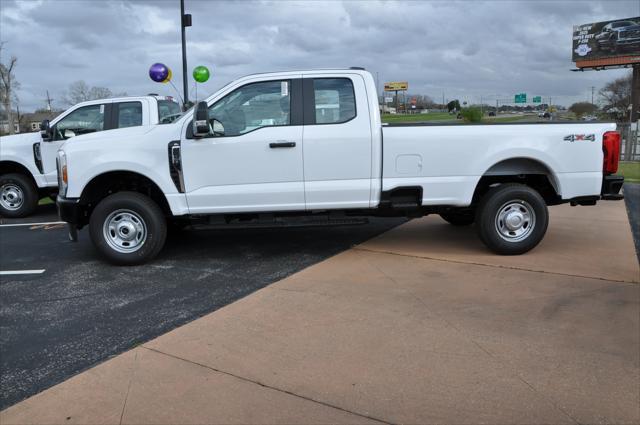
xmin=573 ymin=17 xmax=640 ymax=68
xmin=384 ymin=82 xmax=408 ymax=91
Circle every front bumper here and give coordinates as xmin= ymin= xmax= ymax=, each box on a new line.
xmin=56 ymin=195 xmax=83 ymax=225
xmin=601 ymin=174 xmax=624 ymax=200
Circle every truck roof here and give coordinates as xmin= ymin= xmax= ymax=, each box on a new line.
xmin=72 ymin=95 xmax=178 ymax=108
xmin=240 ymin=68 xmax=370 ymax=79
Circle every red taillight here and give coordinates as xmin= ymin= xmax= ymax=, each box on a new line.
xmin=602 ymin=131 xmax=620 ymax=175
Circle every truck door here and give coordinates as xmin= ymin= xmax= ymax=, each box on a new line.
xmin=301 ymin=74 xmax=373 ymax=209
xmin=181 ymin=78 xmax=305 ymax=213
xmin=40 ymin=102 xmax=111 ymax=185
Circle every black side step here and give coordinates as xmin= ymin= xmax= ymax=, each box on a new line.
xmin=192 ymin=216 xmax=369 ymax=231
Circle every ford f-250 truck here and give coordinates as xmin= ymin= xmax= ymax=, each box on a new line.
xmin=0 ymin=95 xmax=181 ymax=217
xmin=55 ymin=68 xmax=624 ymax=265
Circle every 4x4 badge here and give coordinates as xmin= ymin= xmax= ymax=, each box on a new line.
xmin=564 ymin=134 xmax=595 ymax=142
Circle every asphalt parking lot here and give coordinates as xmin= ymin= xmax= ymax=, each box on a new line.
xmin=625 ymin=183 xmax=640 ymax=261
xmin=0 ymin=205 xmax=405 ymax=409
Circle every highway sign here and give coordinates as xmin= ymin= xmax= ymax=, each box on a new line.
xmin=514 ymin=93 xmax=527 ymax=103
xmin=533 ymin=96 xmax=542 ymax=103
xmin=384 ymin=81 xmax=408 ymax=91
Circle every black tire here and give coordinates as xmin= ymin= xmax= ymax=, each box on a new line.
xmin=89 ymin=192 xmax=167 ymax=265
xmin=475 ymin=183 xmax=548 ymax=255
xmin=0 ymin=173 xmax=38 ymax=218
xmin=440 ymin=210 xmax=474 ymax=226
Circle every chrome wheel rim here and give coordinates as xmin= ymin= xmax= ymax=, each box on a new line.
xmin=0 ymin=184 xmax=24 ymax=211
xmin=495 ymin=200 xmax=535 ymax=242
xmin=103 ymin=209 xmax=147 ymax=253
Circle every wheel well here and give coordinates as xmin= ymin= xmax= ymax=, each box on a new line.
xmin=79 ymin=171 xmax=172 ymax=216
xmin=473 ymin=158 xmax=561 ymax=205
xmin=0 ymin=161 xmax=37 ymax=189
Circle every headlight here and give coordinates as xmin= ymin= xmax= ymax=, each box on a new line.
xmin=56 ymin=151 xmax=68 ymax=196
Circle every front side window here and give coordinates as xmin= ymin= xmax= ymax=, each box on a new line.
xmin=208 ymin=80 xmax=290 ymax=137
xmin=54 ymin=104 xmax=105 ymax=140
xmin=313 ymin=78 xmax=356 ymax=124
xmin=115 ymin=102 xmax=143 ymax=128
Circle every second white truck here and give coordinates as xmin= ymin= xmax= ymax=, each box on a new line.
xmin=55 ymin=68 xmax=624 ymax=265
xmin=0 ymin=95 xmax=181 ymax=217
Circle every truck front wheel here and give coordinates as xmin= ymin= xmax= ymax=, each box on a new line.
xmin=89 ymin=192 xmax=167 ymax=265
xmin=475 ymin=184 xmax=548 ymax=255
xmin=0 ymin=173 xmax=38 ymax=218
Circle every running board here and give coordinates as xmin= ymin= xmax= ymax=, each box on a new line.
xmin=192 ymin=216 xmax=369 ymax=230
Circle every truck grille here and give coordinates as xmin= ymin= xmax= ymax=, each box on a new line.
xmin=620 ymin=29 xmax=640 ymax=39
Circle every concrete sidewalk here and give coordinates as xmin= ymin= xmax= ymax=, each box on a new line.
xmin=2 ymin=202 xmax=639 ymax=424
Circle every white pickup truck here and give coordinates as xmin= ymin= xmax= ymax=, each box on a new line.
xmin=55 ymin=68 xmax=624 ymax=265
xmin=0 ymin=95 xmax=181 ymax=217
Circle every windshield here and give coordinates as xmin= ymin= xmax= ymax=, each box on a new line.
xmin=158 ymin=100 xmax=183 ymax=124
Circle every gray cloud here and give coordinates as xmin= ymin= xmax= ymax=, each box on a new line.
xmin=0 ymin=0 xmax=638 ymax=111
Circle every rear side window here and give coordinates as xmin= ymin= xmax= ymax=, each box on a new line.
xmin=158 ymin=100 xmax=182 ymax=124
xmin=313 ymin=78 xmax=356 ymax=124
xmin=115 ymin=102 xmax=143 ymax=128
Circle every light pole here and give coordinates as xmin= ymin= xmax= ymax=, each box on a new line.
xmin=632 ymin=65 xmax=639 ymax=122
xmin=180 ymin=0 xmax=192 ymax=110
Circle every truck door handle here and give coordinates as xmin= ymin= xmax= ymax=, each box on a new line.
xmin=269 ymin=141 xmax=296 ymax=148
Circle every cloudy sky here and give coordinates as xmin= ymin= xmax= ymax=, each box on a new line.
xmin=0 ymin=0 xmax=638 ymax=111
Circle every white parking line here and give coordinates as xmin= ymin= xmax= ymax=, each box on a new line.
xmin=0 ymin=221 xmax=65 ymax=228
xmin=0 ymin=270 xmax=45 ymax=275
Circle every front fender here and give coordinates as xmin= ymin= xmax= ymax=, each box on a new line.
xmin=68 ymin=161 xmax=176 ymax=199
xmin=0 ymin=151 xmax=47 ymax=188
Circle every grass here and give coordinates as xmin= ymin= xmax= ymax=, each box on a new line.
xmin=619 ymin=161 xmax=640 ymax=183
xmin=381 ymin=112 xmax=454 ymax=123
xmin=38 ymin=197 xmax=54 ymax=206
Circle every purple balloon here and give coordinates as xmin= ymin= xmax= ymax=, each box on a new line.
xmin=149 ymin=63 xmax=170 ymax=83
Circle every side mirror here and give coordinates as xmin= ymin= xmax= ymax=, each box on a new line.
xmin=192 ymin=101 xmax=210 ymax=138
xmin=64 ymin=129 xmax=76 ymax=139
xmin=40 ymin=120 xmax=51 ymax=140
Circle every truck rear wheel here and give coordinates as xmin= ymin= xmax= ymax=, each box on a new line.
xmin=89 ymin=192 xmax=167 ymax=265
xmin=0 ymin=173 xmax=38 ymax=218
xmin=475 ymin=184 xmax=548 ymax=255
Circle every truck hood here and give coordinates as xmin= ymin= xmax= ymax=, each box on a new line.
xmin=66 ymin=125 xmax=158 ymax=145
xmin=61 ymin=122 xmax=183 ymax=154
xmin=0 ymin=132 xmax=41 ymax=150
xmin=616 ymin=24 xmax=640 ymax=33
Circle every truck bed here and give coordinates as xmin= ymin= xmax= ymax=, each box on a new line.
xmin=381 ymin=122 xmax=616 ymax=206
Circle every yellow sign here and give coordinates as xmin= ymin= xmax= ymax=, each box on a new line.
xmin=384 ymin=81 xmax=408 ymax=91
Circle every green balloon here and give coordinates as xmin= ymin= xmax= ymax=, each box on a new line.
xmin=193 ymin=66 xmax=210 ymax=83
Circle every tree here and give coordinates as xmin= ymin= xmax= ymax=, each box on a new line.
xmin=63 ymin=80 xmax=127 ymax=105
xmin=568 ymin=102 xmax=597 ymax=118
xmin=599 ymin=72 xmax=632 ymax=121
xmin=447 ymin=99 xmax=461 ymax=112
xmin=0 ymin=42 xmax=19 ymax=135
